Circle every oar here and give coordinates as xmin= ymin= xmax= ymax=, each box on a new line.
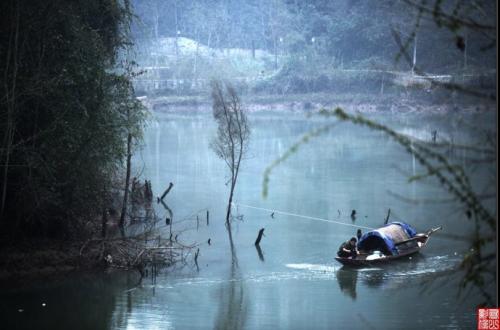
xmin=426 ymin=226 xmax=443 ymax=236
xmin=394 ymin=226 xmax=443 ymax=246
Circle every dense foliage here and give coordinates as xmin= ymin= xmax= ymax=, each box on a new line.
xmin=0 ymin=0 xmax=144 ymax=239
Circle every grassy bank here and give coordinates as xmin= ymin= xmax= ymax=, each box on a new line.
xmin=143 ymin=89 xmax=494 ymax=115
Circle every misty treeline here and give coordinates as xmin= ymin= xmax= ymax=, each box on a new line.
xmin=0 ymin=0 xmax=145 ymax=240
xmin=130 ymin=0 xmax=495 ymax=95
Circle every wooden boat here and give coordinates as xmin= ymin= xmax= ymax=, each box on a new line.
xmin=335 ymin=222 xmax=442 ymax=267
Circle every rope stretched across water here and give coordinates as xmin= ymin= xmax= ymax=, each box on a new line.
xmin=232 ymin=202 xmax=376 ymax=230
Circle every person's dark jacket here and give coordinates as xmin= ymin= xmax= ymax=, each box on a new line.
xmin=337 ymin=241 xmax=357 ymax=258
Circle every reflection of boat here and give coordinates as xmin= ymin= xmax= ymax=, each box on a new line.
xmin=336 ymin=268 xmax=358 ymax=300
xmin=335 ymin=222 xmax=442 ymax=267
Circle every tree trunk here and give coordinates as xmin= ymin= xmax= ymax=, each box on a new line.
xmin=274 ymin=37 xmax=278 ymax=70
xmin=0 ymin=3 xmax=20 ymax=222
xmin=0 ymin=125 xmax=13 ymax=221
xmin=225 ymin=180 xmax=236 ymax=225
xmin=463 ymin=30 xmax=468 ymax=70
xmin=412 ymin=33 xmax=417 ymax=74
xmin=193 ymin=30 xmax=199 ymax=87
xmin=119 ymin=132 xmax=132 ymax=228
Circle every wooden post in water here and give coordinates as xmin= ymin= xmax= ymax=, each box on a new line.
xmin=206 ymin=210 xmax=209 ymax=226
xmin=384 ymin=208 xmax=391 ymax=224
xmin=158 ymin=182 xmax=174 ymax=202
xmin=144 ymin=180 xmax=153 ymax=203
xmin=194 ymin=248 xmax=200 ymax=271
xmin=255 ymin=228 xmax=265 ymax=246
xmin=255 ymin=244 xmax=265 ymax=262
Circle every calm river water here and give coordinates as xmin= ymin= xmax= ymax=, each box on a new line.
xmin=1 ymin=107 xmax=495 ymax=329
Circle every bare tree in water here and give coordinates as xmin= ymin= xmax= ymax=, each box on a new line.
xmin=210 ymin=80 xmax=250 ymax=225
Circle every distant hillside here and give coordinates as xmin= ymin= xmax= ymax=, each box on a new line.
xmin=132 ymin=37 xmax=496 ymax=99
xmin=133 ymin=37 xmax=278 ymax=95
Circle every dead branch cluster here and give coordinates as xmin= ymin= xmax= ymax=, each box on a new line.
xmin=79 ymin=229 xmax=197 ymax=277
xmin=131 ymin=178 xmax=153 ymax=205
xmin=129 ymin=178 xmax=154 ymax=220
xmin=80 ymin=178 xmax=200 ymax=277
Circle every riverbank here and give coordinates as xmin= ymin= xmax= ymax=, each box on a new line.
xmin=0 ymin=240 xmax=94 ymax=284
xmin=142 ymin=91 xmax=495 ymax=115
xmin=0 ymin=228 xmax=188 ymax=285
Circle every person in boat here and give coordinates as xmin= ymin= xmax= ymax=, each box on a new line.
xmin=337 ymin=237 xmax=359 ymax=259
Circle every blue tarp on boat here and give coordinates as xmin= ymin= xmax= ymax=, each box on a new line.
xmin=357 ymin=222 xmax=417 ymax=255
xmin=391 ymin=221 xmax=417 ymax=238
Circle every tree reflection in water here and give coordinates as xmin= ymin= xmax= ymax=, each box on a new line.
xmin=213 ymin=224 xmax=248 ymax=330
